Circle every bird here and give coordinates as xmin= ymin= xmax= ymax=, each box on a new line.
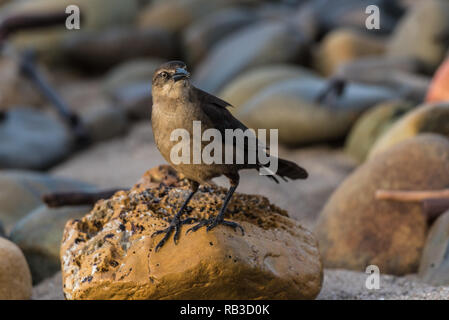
xmin=150 ymin=61 xmax=308 ymax=251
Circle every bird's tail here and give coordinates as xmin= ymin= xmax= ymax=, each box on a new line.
xmin=259 ymin=158 xmax=308 ymax=183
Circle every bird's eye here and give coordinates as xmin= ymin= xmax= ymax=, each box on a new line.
xmin=160 ymin=72 xmax=169 ymax=79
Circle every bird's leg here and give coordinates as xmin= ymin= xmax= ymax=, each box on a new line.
xmin=152 ymin=181 xmax=198 ymax=251
xmin=186 ymin=175 xmax=244 ymax=235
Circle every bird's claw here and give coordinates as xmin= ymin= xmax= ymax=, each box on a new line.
xmin=152 ymin=217 xmax=197 ymax=252
xmin=186 ymin=217 xmax=244 ymax=236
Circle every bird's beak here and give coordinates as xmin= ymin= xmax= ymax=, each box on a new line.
xmin=173 ymin=68 xmax=190 ymax=82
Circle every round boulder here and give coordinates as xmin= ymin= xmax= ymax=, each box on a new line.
xmin=386 ymin=0 xmax=449 ymax=71
xmin=315 ymin=28 xmax=385 ymax=76
xmin=218 ymin=64 xmax=319 ymax=112
xmin=193 ymin=20 xmax=309 ymax=93
xmin=368 ymin=103 xmax=449 ymax=159
xmin=345 ymin=100 xmax=415 ymax=162
xmin=419 ymin=210 xmax=449 ymax=286
xmin=315 ymin=134 xmax=449 ymax=275
xmin=0 ymin=237 xmax=32 ymax=299
xmin=10 ymin=205 xmax=91 ymax=284
xmin=61 ymin=166 xmax=323 ymax=300
xmin=236 ymin=77 xmax=397 ymax=146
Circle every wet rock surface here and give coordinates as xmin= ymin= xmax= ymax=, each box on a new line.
xmin=60 ymin=166 xmax=323 ymax=300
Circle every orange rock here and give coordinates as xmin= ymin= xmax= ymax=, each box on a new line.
xmin=61 ymin=165 xmax=322 ymax=300
xmin=426 ymin=58 xmax=449 ymax=102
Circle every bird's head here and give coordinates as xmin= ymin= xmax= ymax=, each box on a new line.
xmin=152 ymin=61 xmax=191 ymax=99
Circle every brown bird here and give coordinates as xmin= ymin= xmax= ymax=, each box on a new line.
xmin=150 ymin=61 xmax=308 ymax=251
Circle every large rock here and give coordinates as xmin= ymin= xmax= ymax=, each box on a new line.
xmin=387 ymin=0 xmax=449 ymax=71
xmin=369 ymin=103 xmax=449 ymax=159
xmin=236 ymin=77 xmax=397 ymax=146
xmin=182 ymin=7 xmax=259 ymax=66
xmin=2 ymin=0 xmax=140 ymax=62
xmin=0 ymin=170 xmax=93 ymax=232
xmin=10 ymin=205 xmax=91 ymax=284
xmin=62 ymin=28 xmax=177 ymax=71
xmin=193 ymin=20 xmax=309 ymax=93
xmin=0 ymin=107 xmax=72 ymax=170
xmin=315 ymin=134 xmax=449 ymax=275
xmin=138 ymin=0 xmax=252 ymax=33
xmin=218 ymin=64 xmax=319 ymax=112
xmin=82 ymin=105 xmax=129 ymax=143
xmin=296 ymin=0 xmax=403 ymax=36
xmin=315 ymin=28 xmax=385 ymax=76
xmin=61 ymin=166 xmax=323 ymax=300
xmin=0 ymin=237 xmax=32 ymax=300
xmin=419 ymin=210 xmax=449 ymax=286
xmin=345 ymin=100 xmax=415 ymax=162
xmin=103 ymin=59 xmax=162 ymax=119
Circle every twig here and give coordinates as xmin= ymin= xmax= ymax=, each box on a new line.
xmin=376 ymin=189 xmax=449 ymax=202
xmin=43 ymin=189 xmax=124 ymax=208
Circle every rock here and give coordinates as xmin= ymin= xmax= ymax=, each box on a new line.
xmin=10 ymin=205 xmax=91 ymax=285
xmin=103 ymin=59 xmax=162 ymax=119
xmin=61 ymin=166 xmax=323 ymax=300
xmin=315 ymin=134 xmax=449 ymax=275
xmin=0 ymin=107 xmax=72 ymax=170
xmin=0 ymin=170 xmax=93 ymax=232
xmin=419 ymin=210 xmax=449 ymax=286
xmin=0 ymin=221 xmax=5 ymax=238
xmin=236 ymin=77 xmax=397 ymax=146
xmin=2 ymin=0 xmax=141 ymax=63
xmin=0 ymin=58 xmax=20 ymax=111
xmin=0 ymin=237 xmax=32 ymax=299
xmin=218 ymin=64 xmax=319 ymax=112
xmin=182 ymin=7 xmax=259 ymax=66
xmin=138 ymin=0 xmax=248 ymax=33
xmin=62 ymin=28 xmax=177 ymax=71
xmin=345 ymin=100 xmax=415 ymax=162
xmin=369 ymin=103 xmax=449 ymax=159
xmin=32 ymin=271 xmax=64 ymax=300
xmin=82 ymin=105 xmax=129 ymax=143
xmin=387 ymin=0 xmax=449 ymax=71
xmin=426 ymin=57 xmax=449 ymax=103
xmin=329 ymin=56 xmax=431 ymax=103
xmin=103 ymin=59 xmax=163 ymax=97
xmin=193 ymin=20 xmax=309 ymax=93
xmin=315 ymin=29 xmax=385 ymax=76
xmin=297 ymin=0 xmax=403 ymax=36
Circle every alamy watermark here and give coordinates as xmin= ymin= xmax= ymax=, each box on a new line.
xmin=365 ymin=5 xmax=380 ymax=30
xmin=169 ymin=121 xmax=279 ymax=176
xmin=365 ymin=265 xmax=380 ymax=290
xmin=65 ymin=5 xmax=80 ymax=30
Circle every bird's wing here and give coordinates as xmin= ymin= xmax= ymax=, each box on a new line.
xmin=195 ymin=87 xmax=233 ymax=109
xmin=194 ymin=87 xmax=269 ymax=160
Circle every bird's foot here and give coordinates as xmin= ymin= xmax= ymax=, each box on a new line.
xmin=186 ymin=217 xmax=245 ymax=235
xmin=151 ymin=217 xmax=197 ymax=252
